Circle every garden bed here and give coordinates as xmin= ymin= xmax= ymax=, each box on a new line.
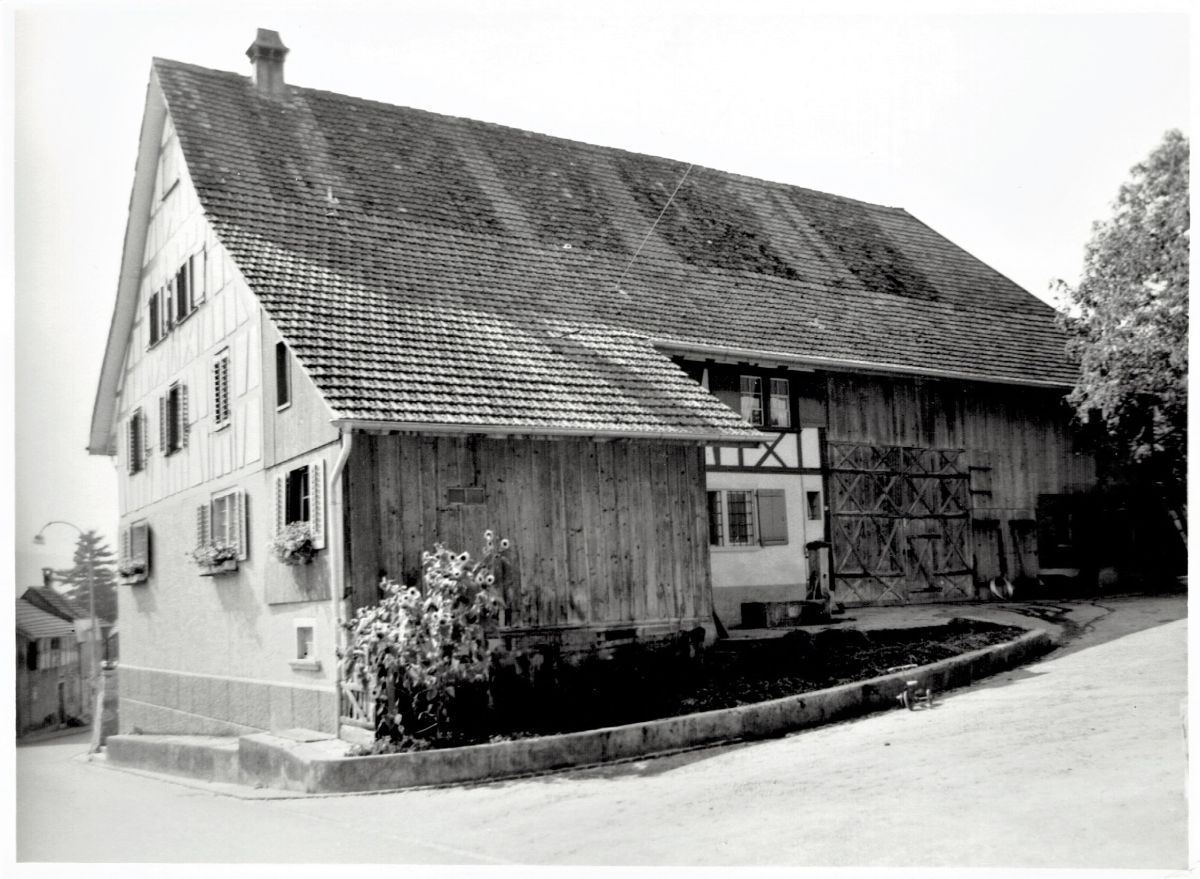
xmin=354 ymin=618 xmax=1025 ymax=755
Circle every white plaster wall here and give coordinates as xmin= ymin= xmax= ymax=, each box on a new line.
xmin=115 ymin=110 xmax=336 ymax=698
xmin=707 ymin=471 xmax=823 ymax=592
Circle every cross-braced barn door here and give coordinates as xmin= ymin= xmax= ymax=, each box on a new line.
xmin=827 ymin=441 xmax=973 ymax=605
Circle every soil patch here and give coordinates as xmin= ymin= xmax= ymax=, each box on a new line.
xmin=353 ymin=618 xmax=1026 ymax=756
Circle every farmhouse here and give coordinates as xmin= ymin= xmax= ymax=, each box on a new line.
xmin=89 ymin=31 xmax=1095 ymax=738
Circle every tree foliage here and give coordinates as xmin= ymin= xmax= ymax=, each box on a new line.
xmin=54 ymin=529 xmax=118 ymax=623
xmin=1055 ymin=129 xmax=1188 ymax=484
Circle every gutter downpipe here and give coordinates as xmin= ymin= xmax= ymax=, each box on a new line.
xmin=329 ymin=429 xmax=354 ymax=735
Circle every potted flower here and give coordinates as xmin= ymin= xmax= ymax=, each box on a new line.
xmin=190 ymin=539 xmax=239 ymax=576
xmin=270 ymin=522 xmax=317 ymax=566
xmin=117 ymin=559 xmax=148 ymax=585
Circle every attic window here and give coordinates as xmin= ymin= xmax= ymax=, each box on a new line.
xmin=275 ymin=342 xmax=291 ymax=409
xmin=212 ymin=349 xmax=231 ymax=429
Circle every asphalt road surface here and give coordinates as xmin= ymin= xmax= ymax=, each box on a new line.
xmin=16 ymin=595 xmax=1188 ymax=867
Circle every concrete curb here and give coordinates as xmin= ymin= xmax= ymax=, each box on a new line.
xmin=268 ymin=627 xmax=1053 ymax=793
xmin=107 ymin=627 xmax=1052 ymax=795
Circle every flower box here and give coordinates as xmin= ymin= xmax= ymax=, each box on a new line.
xmin=199 ymin=559 xmax=238 ymax=577
xmin=117 ymin=562 xmax=148 ymax=585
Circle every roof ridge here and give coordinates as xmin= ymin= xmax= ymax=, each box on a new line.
xmin=150 ymin=55 xmax=905 ymax=214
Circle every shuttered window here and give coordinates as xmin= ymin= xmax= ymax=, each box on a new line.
xmin=197 ymin=489 xmax=248 ymax=561
xmin=148 ymin=291 xmax=162 ymax=346
xmin=756 ymin=489 xmax=788 ymax=546
xmin=708 ymin=489 xmax=789 ymax=548
xmin=212 ymin=350 xmax=231 ymax=428
xmin=163 ymin=382 xmax=189 ymax=454
xmin=274 ymin=460 xmax=325 ymax=549
xmin=127 ymin=408 xmax=146 ymax=473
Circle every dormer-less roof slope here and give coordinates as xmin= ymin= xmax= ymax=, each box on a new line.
xmin=127 ymin=59 xmax=1072 ymax=446
xmin=22 ymin=587 xmax=88 ymax=622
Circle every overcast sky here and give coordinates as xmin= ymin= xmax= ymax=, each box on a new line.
xmin=7 ymin=1 xmax=1190 ymax=588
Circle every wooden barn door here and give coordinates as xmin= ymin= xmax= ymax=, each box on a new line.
xmin=827 ymin=441 xmax=973 ymax=605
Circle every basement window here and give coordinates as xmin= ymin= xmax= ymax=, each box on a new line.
xmin=290 ymin=619 xmax=320 ymax=671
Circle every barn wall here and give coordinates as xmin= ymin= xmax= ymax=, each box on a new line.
xmin=825 ymin=373 xmax=1097 ymax=585
xmin=345 ymin=435 xmax=713 ymax=643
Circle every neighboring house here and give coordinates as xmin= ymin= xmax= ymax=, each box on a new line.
xmin=88 ymin=31 xmax=1096 ymax=739
xmin=22 ymin=586 xmax=114 ymax=683
xmin=16 ymin=598 xmax=84 ymax=735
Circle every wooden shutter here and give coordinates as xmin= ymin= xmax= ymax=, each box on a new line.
xmin=126 ymin=418 xmax=136 ymax=473
xmin=158 ymin=396 xmax=167 ymax=452
xmin=196 ymin=503 xmax=210 ymax=549
xmin=212 ymin=358 xmax=225 ymax=424
xmin=757 ymin=489 xmax=789 ymax=546
xmin=143 ymin=410 xmax=152 ymax=461
xmin=194 ymin=248 xmax=206 ymax=305
xmin=233 ymin=491 xmax=248 ymax=561
xmin=131 ymin=522 xmax=150 ymax=566
xmin=274 ymin=474 xmax=285 ymax=536
xmin=309 ymin=459 xmax=325 ymax=549
xmin=179 ymin=384 xmax=189 ymax=448
xmin=120 ymin=527 xmax=131 ymax=565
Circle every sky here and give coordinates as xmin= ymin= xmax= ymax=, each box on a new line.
xmin=5 ymin=1 xmax=1191 ymax=589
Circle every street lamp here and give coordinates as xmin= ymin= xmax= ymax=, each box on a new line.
xmin=33 ymin=520 xmax=102 ymax=754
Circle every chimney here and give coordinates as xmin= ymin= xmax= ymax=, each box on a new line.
xmin=246 ymin=28 xmax=289 ymax=97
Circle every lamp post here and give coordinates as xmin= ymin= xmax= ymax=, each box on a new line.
xmin=33 ymin=520 xmax=102 ymax=754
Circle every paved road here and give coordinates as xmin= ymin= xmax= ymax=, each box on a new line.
xmin=17 ymin=595 xmax=1188 ymax=867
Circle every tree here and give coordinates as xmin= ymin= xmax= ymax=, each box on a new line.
xmin=1055 ymin=129 xmax=1188 ymax=485
xmin=54 ymin=530 xmax=118 ymax=623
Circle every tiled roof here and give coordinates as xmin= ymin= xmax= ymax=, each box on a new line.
xmin=16 ymin=600 xmax=75 ymax=639
xmin=22 ymin=587 xmax=87 ymax=622
xmin=154 ymin=59 xmax=1074 ymax=436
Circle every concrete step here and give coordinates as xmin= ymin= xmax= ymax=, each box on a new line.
xmin=106 ymin=734 xmax=241 ymax=784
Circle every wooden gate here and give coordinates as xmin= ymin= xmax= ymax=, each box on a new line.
xmin=827 ymin=441 xmax=973 ymax=605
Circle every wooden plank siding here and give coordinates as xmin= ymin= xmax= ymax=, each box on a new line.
xmin=824 ymin=373 xmax=1096 ymax=586
xmin=344 ymin=434 xmax=714 ymax=640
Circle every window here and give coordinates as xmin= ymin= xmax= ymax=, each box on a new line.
xmin=25 ymin=641 xmax=38 ymax=672
xmin=160 ymin=382 xmax=189 ymax=455
xmin=275 ymin=341 xmax=291 ymax=409
xmin=285 ymin=467 xmax=310 ymax=524
xmin=768 ymin=378 xmax=790 ymax=428
xmin=127 ymin=408 xmax=146 ymax=473
xmin=708 ymin=489 xmax=788 ymax=547
xmin=196 ymin=489 xmax=247 ymax=560
xmin=806 ymin=490 xmax=822 ymax=521
xmin=212 ymin=350 xmax=231 ymax=428
xmin=295 ymin=620 xmax=315 ymax=660
xmin=274 ymin=461 xmax=326 ymax=549
xmin=148 ymin=291 xmax=162 ymax=346
xmin=726 ymin=490 xmax=757 ymax=545
xmin=119 ymin=520 xmax=152 ymax=582
xmin=174 ymin=252 xmax=205 ymax=322
xmin=740 ymin=376 xmax=763 ymax=426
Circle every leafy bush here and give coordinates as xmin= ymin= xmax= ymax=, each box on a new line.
xmin=341 ymin=531 xmax=507 ymax=746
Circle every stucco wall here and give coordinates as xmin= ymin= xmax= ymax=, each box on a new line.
xmin=115 ymin=109 xmax=338 ymax=736
xmin=706 ymin=470 xmax=825 ymax=625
